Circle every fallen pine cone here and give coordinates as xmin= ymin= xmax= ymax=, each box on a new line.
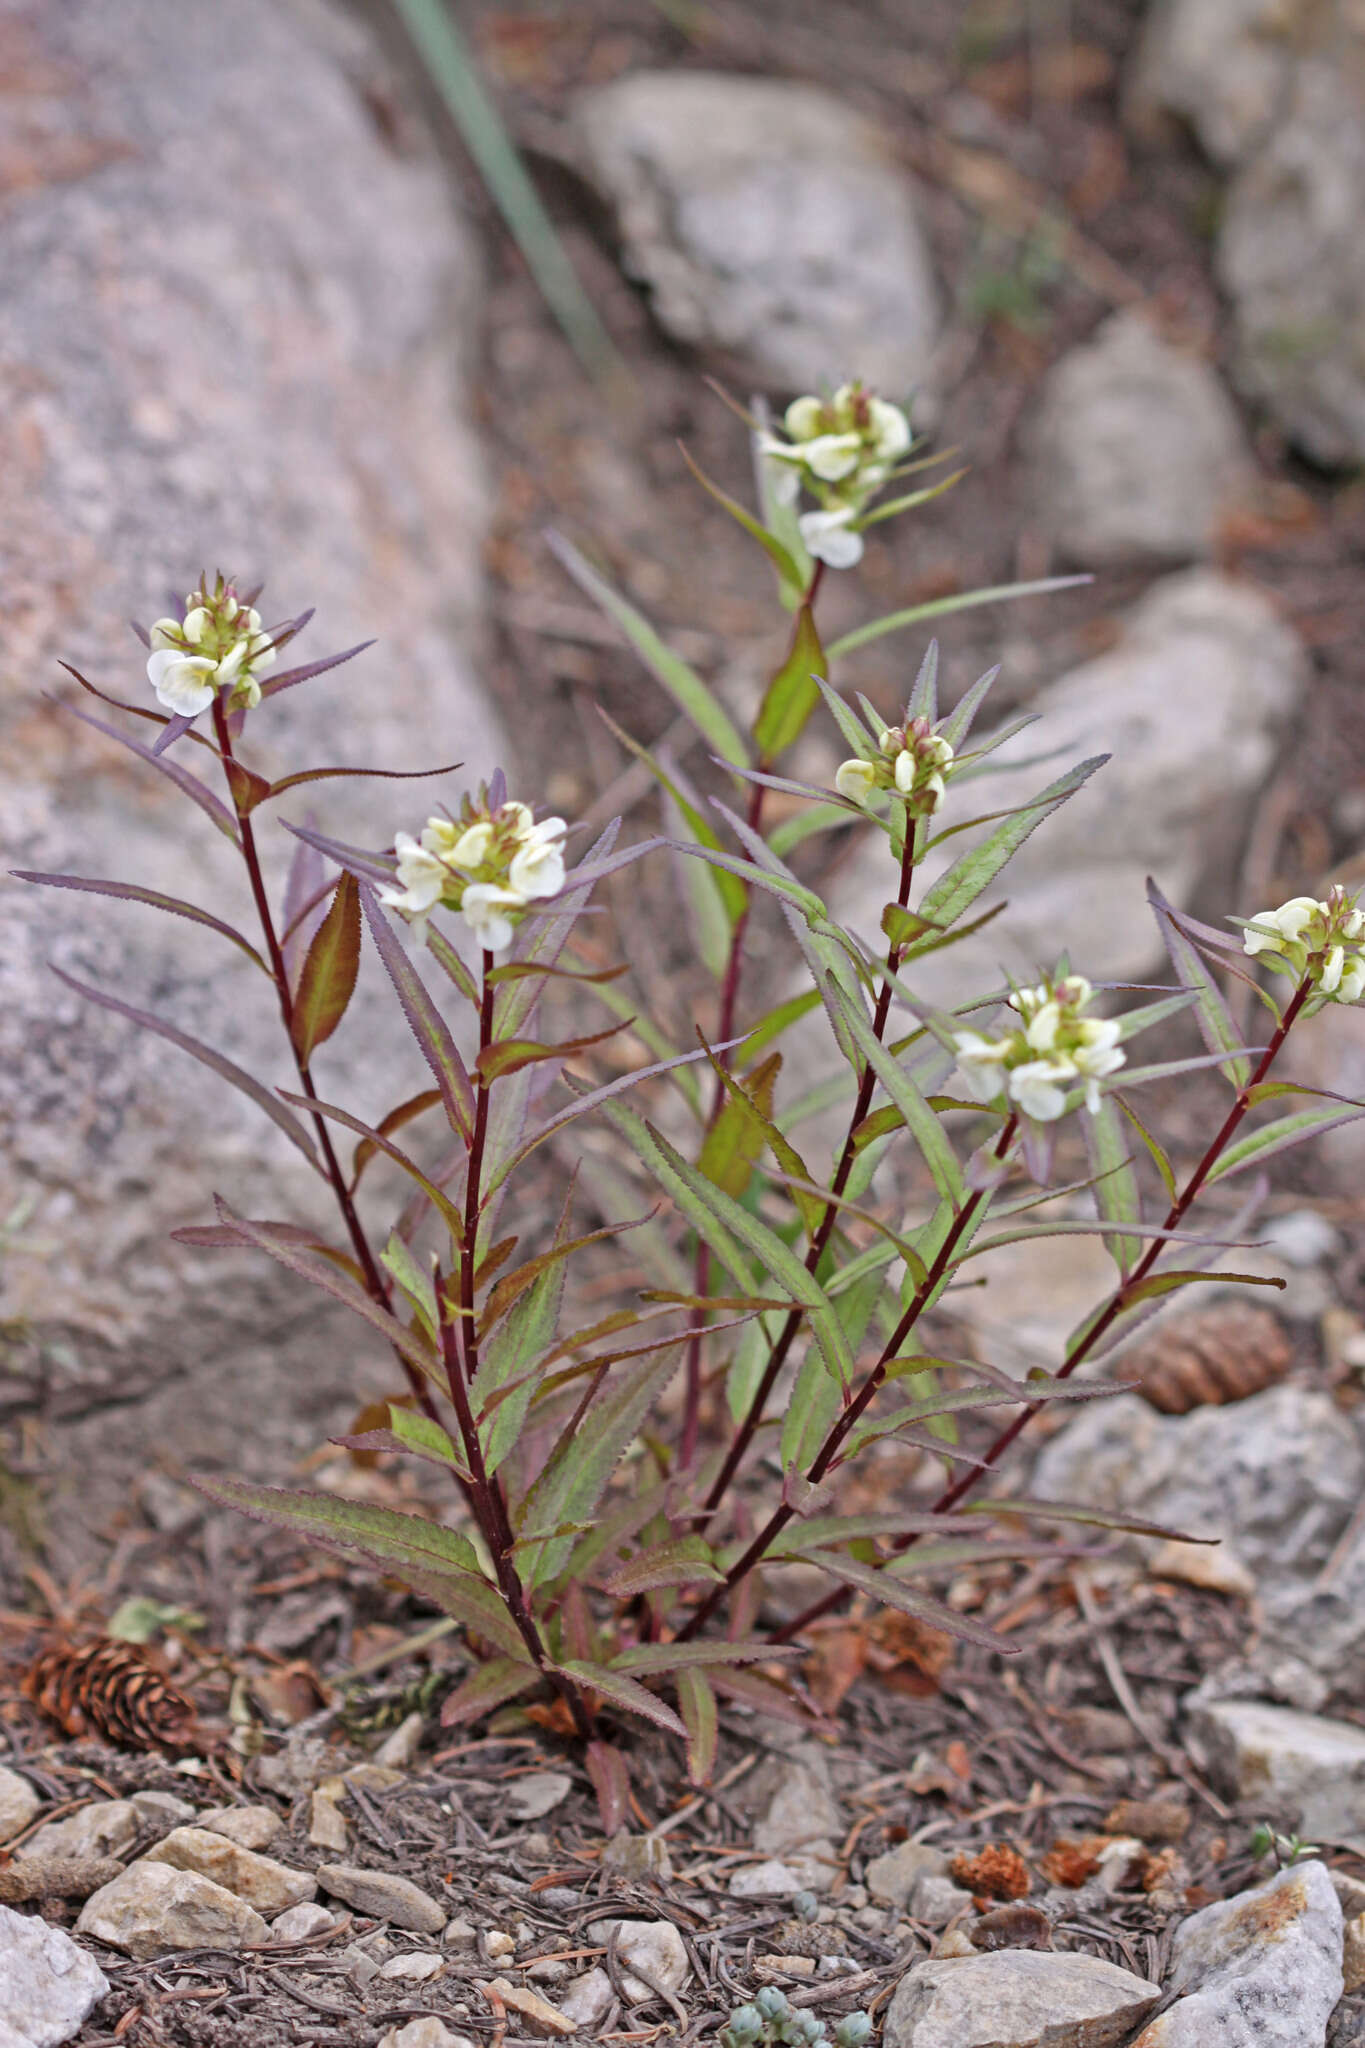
xmin=950 ymin=1843 xmax=1030 ymax=1902
xmin=1123 ymin=1301 xmax=1291 ymax=1415
xmin=24 ymin=1638 xmax=198 ymax=1752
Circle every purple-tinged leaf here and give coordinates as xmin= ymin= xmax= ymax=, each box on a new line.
xmin=50 ymin=967 xmax=320 ymax=1169
xmin=190 ymin=1474 xmax=483 ymax=1581
xmin=13 ymin=871 xmax=268 ymax=975
xmin=291 ymin=873 xmax=361 ymax=1064
xmin=60 ymin=659 xmax=166 ymax=726
xmin=1147 ymin=877 xmax=1250 ymax=1087
xmin=553 ymin=1659 xmax=686 ymax=1736
xmin=1208 ymin=1105 xmax=1365 ymax=1182
xmin=707 ymin=1665 xmax=817 ymax=1727
xmin=350 ymin=1088 xmax=443 ymax=1189
xmin=426 ymin=927 xmax=480 ymax=1009
xmin=64 ymin=702 xmax=240 ymax=843
xmin=282 ymin=820 xmax=394 ymax=886
xmin=440 ymin=1657 xmax=541 ymax=1728
xmin=358 ymin=880 xmax=474 ymax=1141
xmin=611 ymin=1638 xmax=797 ymax=1676
xmin=971 ymin=1496 xmax=1215 ymax=1543
xmin=151 ymin=712 xmax=197 ymax=756
xmin=584 ymin=1741 xmax=632 ymax=1834
xmin=268 ymin=757 xmax=462 ymax=799
xmin=281 ymin=830 xmax=328 ymax=990
xmin=224 ymin=757 xmax=272 ymax=814
xmin=795 ymin=1549 xmax=1015 ymax=1653
xmin=277 ymin=1090 xmax=464 ymax=1243
xmin=258 ymin=639 xmax=375 ymax=702
xmin=129 ymin=619 xmax=152 ymax=649
xmin=603 ymin=1536 xmax=723 ymax=1596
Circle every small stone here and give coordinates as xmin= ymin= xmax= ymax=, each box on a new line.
xmin=757 ymin=1953 xmax=817 ymax=1976
xmin=316 ymin=1865 xmax=446 ymax=1935
xmin=129 ymin=1791 xmax=197 ymax=1835
xmin=558 ymin=1966 xmax=614 ymax=2030
xmin=911 ymin=1875 xmax=973 ymax=1928
xmin=932 ymin=1927 xmax=975 ymax=1959
xmin=1103 ymin=1799 xmax=1189 ymax=1846
xmin=754 ymin=1760 xmax=843 ymax=1859
xmin=483 ymin=1929 xmax=516 ymax=1961
xmin=308 ymin=1783 xmax=349 ymax=1852
xmin=507 ymin=1771 xmax=573 ymax=1822
xmin=585 ymin=1917 xmax=690 ymax=2003
xmin=271 ymin=1901 xmax=335 ymax=1942
xmin=1337 ymin=1875 xmax=1365 ymax=1919
xmin=443 ymin=1916 xmax=477 ymax=1948
xmin=378 ymin=1950 xmax=443 ymax=1981
xmin=346 ymin=1944 xmax=380 ymax=1990
xmin=144 ymin=1827 xmax=315 ymax=1914
xmin=372 ymin=1712 xmax=424 ymax=1771
xmin=867 ymin=1841 xmax=949 ymax=1908
xmin=256 ymin=1733 xmax=338 ymax=1798
xmin=19 ymin=1802 xmax=138 ymax=1865
xmin=730 ymin=1856 xmax=830 ymax=1898
xmin=1187 ymin=1699 xmax=1365 ymax=1837
xmin=378 ymin=2024 xmax=475 ymax=2048
xmin=76 ymin=1862 xmax=268 ymax=1958
xmin=0 ymin=1901 xmax=109 ymax=2046
xmin=603 ymin=1830 xmax=672 ymax=1881
xmin=1345 ymin=1914 xmax=1365 ymax=1996
xmin=197 ymin=1804 xmax=282 ymax=1851
xmin=342 ymin=1763 xmax=405 ymax=1794
xmin=1129 ymin=1858 xmax=1343 ymax=2046
xmin=527 ymin=1956 xmax=569 ymax=1983
xmin=484 ymin=1976 xmax=576 ymax=2035
xmin=0 ymin=1767 xmax=40 ymax=1846
xmin=1150 ymin=1538 xmax=1258 ymax=1600
xmin=884 ymin=1948 xmax=1162 ymax=2048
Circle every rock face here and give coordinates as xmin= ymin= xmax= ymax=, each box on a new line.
xmin=882 ymin=1947 xmax=1161 ymax=2048
xmin=0 ymin=0 xmax=501 ymax=1547
xmin=573 ymin=72 xmax=940 ymax=395
xmin=0 ymin=1903 xmax=109 ymax=2048
xmin=1130 ymin=1858 xmax=1343 ymax=2047
xmin=1027 ymin=313 xmax=1251 ymax=566
xmin=76 ymin=1861 xmax=269 ymax=1957
xmin=831 ymin=572 xmax=1305 ymax=1016
xmin=1186 ymin=1699 xmax=1365 ymax=1838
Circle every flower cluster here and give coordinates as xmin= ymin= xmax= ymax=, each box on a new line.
xmin=380 ymin=789 xmax=566 ymax=951
xmin=146 ymin=575 xmax=277 ymax=717
xmin=762 ymin=381 xmax=911 ymax=568
xmin=835 ymin=716 xmax=954 ymax=817
xmin=1242 ymin=888 xmax=1365 ymax=1004
xmin=954 ymin=972 xmax=1125 ymax=1122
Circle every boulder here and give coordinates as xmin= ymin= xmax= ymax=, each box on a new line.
xmin=573 ymin=72 xmax=940 ymax=395
xmin=76 ymin=1860 xmax=268 ymax=1957
xmin=883 ymin=1947 xmax=1160 ymax=2048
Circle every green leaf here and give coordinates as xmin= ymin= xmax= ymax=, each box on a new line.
xmin=825 ymin=978 xmax=964 ymax=1205
xmin=474 ymin=1194 xmax=578 ymax=1475
xmin=698 ymin=1050 xmax=783 ymax=1202
xmin=1207 ymin=1105 xmax=1365 ymax=1182
xmin=971 ymin=1497 xmax=1214 ymax=1543
xmin=937 ymin=662 xmax=1001 ymax=749
xmin=916 ymin=756 xmax=1108 ymax=935
xmin=1114 ymin=1092 xmax=1179 ymax=1202
xmin=856 ymin=467 xmax=968 ymax=527
xmin=814 ymin=676 xmax=878 ymax=762
xmin=546 ymin=531 xmax=749 ymax=767
xmin=553 ymin=1659 xmax=686 ymax=1736
xmin=826 ymin=575 xmax=1091 ymax=660
xmin=1081 ymin=1096 xmax=1142 ymax=1276
xmin=780 ymin=1346 xmax=842 ymax=1472
xmin=596 ymin=706 xmax=746 ymax=926
xmin=677 ymin=1666 xmax=717 ymax=1785
xmin=1147 ymin=880 xmax=1250 ymax=1088
xmin=584 ymin=1741 xmax=632 ymax=1834
xmin=440 ymin=1656 xmax=542 ymax=1727
xmin=754 ymin=603 xmax=825 ymax=761
xmin=678 ymin=443 xmax=803 ymax=599
xmin=350 ymin=1088 xmax=444 ymax=1190
xmin=611 ymin=1638 xmax=792 ymax=1675
xmin=768 ymin=802 xmax=852 ymax=859
xmin=603 ymin=1536 xmax=723 ymax=1595
xmin=475 ymin=1020 xmax=625 ymax=1084
xmin=380 ymin=1233 xmax=439 ymax=1342
xmin=794 ymin=1549 xmax=1012 ymax=1653
xmin=193 ymin=1475 xmax=483 ymax=1584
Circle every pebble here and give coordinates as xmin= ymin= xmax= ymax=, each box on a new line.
xmin=911 ymin=1874 xmax=973 ymax=1928
xmin=603 ymin=1829 xmax=672 ymax=1881
xmin=373 ymin=1713 xmax=424 ymax=1770
xmin=483 ymin=1976 xmax=576 ymax=2035
xmin=308 ymin=1784 xmax=350 ymax=1851
xmin=1187 ymin=1698 xmax=1365 ymax=1837
xmin=255 ymin=1733 xmax=338 ymax=1798
xmin=345 ymin=1944 xmax=380 ymax=1990
xmin=444 ymin=1916 xmax=477 ymax=1949
xmin=585 ymin=1917 xmax=690 ymax=2002
xmin=730 ymin=1856 xmax=831 ymax=1898
xmin=18 ymin=1802 xmax=138 ymax=1865
xmin=76 ymin=1862 xmax=269 ymax=1958
xmin=1129 ymin=1858 xmax=1343 ymax=2046
xmin=753 ymin=1758 xmax=843 ymax=1860
xmin=558 ymin=1966 xmax=614 ymax=2030
xmin=483 ymin=1930 xmax=516 ymax=1961
xmin=144 ymin=1826 xmax=315 ymax=1914
xmin=0 ymin=1901 xmax=109 ymax=2047
xmin=378 ymin=1951 xmax=443 ymax=1981
xmin=129 ymin=1791 xmax=196 ymax=1834
xmin=866 ymin=1841 xmax=948 ymax=1908
xmin=0 ymin=1766 xmax=39 ymax=1846
xmin=316 ymin=1864 xmax=446 ymax=1935
xmin=196 ymin=1804 xmax=282 ymax=1851
xmin=884 ymin=1948 xmax=1161 ymax=2048
xmin=507 ymin=1771 xmax=573 ymax=1822
xmin=1346 ymin=1914 xmax=1365 ymax=1996
xmin=271 ymin=1901 xmax=336 ymax=1943
xmin=378 ymin=2023 xmax=475 ymax=2048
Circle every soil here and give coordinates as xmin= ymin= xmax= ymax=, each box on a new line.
xmin=6 ymin=2 xmax=1365 ymax=2041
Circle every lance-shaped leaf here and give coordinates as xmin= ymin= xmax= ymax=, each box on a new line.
xmin=793 ymin=1549 xmax=1014 ymax=1653
xmin=552 ymin=1659 xmax=686 ymax=1736
xmin=937 ymin=662 xmax=1004 ymax=750
xmin=14 ymin=871 xmax=269 ymax=976
xmin=475 ymin=1017 xmax=627 ymax=1084
xmin=440 ymin=1656 xmax=541 ymax=1727
xmin=611 ymin=1638 xmax=796 ymax=1675
xmin=603 ymin=1536 xmax=723 ymax=1596
xmin=336 ymin=1403 xmax=472 ymax=1483
xmin=754 ymin=601 xmax=825 ymax=761
xmin=826 ymin=977 xmax=964 ymax=1206
xmin=191 ymin=1475 xmax=483 ymax=1583
xmin=50 ymin=968 xmax=320 ymax=1170
xmin=597 ymin=709 xmax=742 ymax=958
xmin=64 ymin=701 xmax=240 ymax=843
xmin=491 ymin=820 xmax=621 ymax=1051
xmin=1207 ymin=1104 xmax=1365 ymax=1182
xmin=842 ymin=1369 xmax=1112 ymax=1458
xmin=281 ymin=831 xmax=328 ymax=991
xmin=916 ymin=756 xmax=1108 ymax=935
xmin=678 ymin=441 xmax=805 ymax=597
xmin=1064 ymin=1266 xmax=1285 ymax=1366
xmin=211 ymin=1200 xmax=438 ymax=1378
xmin=968 ymin=1496 xmax=1214 ymax=1543
xmin=268 ymin=757 xmax=460 ymax=799
xmin=677 ymin=1666 xmax=717 ymax=1785
xmin=698 ymin=1049 xmax=783 ymax=1204
xmin=380 ymin=1233 xmax=439 ymax=1342
xmin=585 ymin=1742 xmax=632 ymax=1835
xmin=1147 ymin=877 xmax=1250 ymax=1087
xmin=291 ymin=872 xmax=361 ymax=1063
xmin=358 ymin=880 xmax=474 ymax=1140
xmin=258 ymin=638 xmax=375 ymax=702
xmin=780 ymin=1346 xmax=842 ymax=1473
xmin=351 ymin=1088 xmax=443 ymax=1189
xmin=738 ymin=988 xmax=823 ymax=1067
xmin=284 ymin=819 xmax=396 ymax=887
xmin=474 ymin=1192 xmax=577 ymax=1476
xmin=279 ymin=1089 xmax=464 ymax=1244
xmin=1082 ymin=1103 xmax=1137 ymax=1281
xmin=826 ymin=575 xmax=1090 ymax=660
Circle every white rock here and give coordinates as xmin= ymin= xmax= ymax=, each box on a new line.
xmin=76 ymin=1861 xmax=268 ymax=1957
xmin=1150 ymin=1538 xmax=1258 ymax=1601
xmin=196 ymin=1804 xmax=282 ymax=1851
xmin=308 ymin=1784 xmax=349 ymax=1852
xmin=443 ymin=1916 xmax=477 ymax=1948
xmin=1220 ymin=58 xmax=1365 ymax=465
xmin=378 ymin=1951 xmax=443 ymax=1981
xmin=373 ymin=1713 xmax=424 ymax=1771
xmin=0 ymin=1902 xmax=109 ymax=2048
xmin=559 ymin=1966 xmax=615 ymax=2030
xmin=483 ymin=1929 xmax=516 ymax=1961
xmin=1129 ymin=1858 xmax=1343 ymax=2045
xmin=730 ymin=1856 xmax=832 ymax=1898
xmin=866 ymin=1841 xmax=948 ymax=1908
xmin=0 ymin=1768 xmax=40 ymax=1846
xmin=1127 ymin=0 xmax=1294 ymax=165
xmin=1028 ymin=313 xmax=1252 ymax=566
xmin=19 ymin=1802 xmax=139 ymax=1865
xmin=1258 ymin=1209 xmax=1342 ymax=1269
xmin=911 ymin=1874 xmax=973 ymax=1928
xmin=507 ymin=1771 xmax=573 ymax=1822
xmin=129 ymin=1791 xmax=196 ymax=1835
xmin=1187 ymin=1698 xmax=1365 ymax=1837
xmin=271 ymin=1901 xmax=335 ymax=1942
xmin=144 ymin=1825 xmax=315 ymax=1913
xmin=603 ymin=1830 xmax=672 ymax=1881
xmin=883 ymin=1948 xmax=1161 ymax=2048
xmin=317 ymin=1863 xmax=446 ymax=1935
xmin=573 ymin=72 xmax=939 ymax=394
xmin=378 ymin=2024 xmax=474 ymax=2048
xmin=585 ymin=1917 xmax=689 ymax=2003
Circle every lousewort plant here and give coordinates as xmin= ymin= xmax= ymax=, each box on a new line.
xmin=18 ymin=390 xmax=1365 ymax=1818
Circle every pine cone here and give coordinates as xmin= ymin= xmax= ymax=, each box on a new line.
xmin=23 ymin=1638 xmax=198 ymax=1752
xmin=1124 ymin=1301 xmax=1292 ymax=1415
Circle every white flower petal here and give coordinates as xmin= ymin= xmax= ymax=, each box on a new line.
xmin=147 ymin=648 xmax=219 ymax=716
xmin=784 ymin=395 xmax=826 ymax=440
xmin=798 ymin=508 xmax=864 ymax=568
xmin=461 ymin=881 xmax=525 ymax=953
xmin=801 ymin=432 xmax=863 ymax=482
xmin=867 ymin=398 xmax=911 ymax=461
xmin=835 ymin=759 xmax=876 ymax=806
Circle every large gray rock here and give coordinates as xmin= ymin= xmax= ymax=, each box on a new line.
xmin=0 ymin=0 xmax=500 ymax=1549
xmin=1220 ymin=56 xmax=1365 ymax=464
xmin=143 ymin=1825 xmax=316 ymax=1913
xmin=1127 ymin=0 xmax=1300 ymax=166
xmin=76 ymin=1860 xmax=269 ymax=1957
xmin=0 ymin=1904 xmax=109 ymax=2048
xmin=1028 ymin=313 xmax=1252 ymax=566
xmin=1186 ymin=1699 xmax=1365 ymax=1838
xmin=1130 ymin=1858 xmax=1343 ymax=2046
xmin=882 ymin=1948 xmax=1160 ymax=2048
xmin=573 ymin=72 xmax=940 ymax=395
